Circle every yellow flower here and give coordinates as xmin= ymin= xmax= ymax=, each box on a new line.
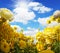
xmin=44 ymin=28 xmax=51 ymax=33
xmin=50 ymin=16 xmax=55 ymax=21
xmin=45 ymin=38 xmax=53 ymax=44
xmin=47 ymin=20 xmax=51 ymax=24
xmin=29 ymin=37 xmax=34 ymax=42
xmin=27 ymin=42 xmax=33 ymax=47
xmin=0 ymin=22 xmax=15 ymax=41
xmin=26 ymin=36 xmax=31 ymax=40
xmin=44 ymin=27 xmax=53 ymax=35
xmin=36 ymin=42 xmax=44 ymax=51
xmin=0 ymin=8 xmax=13 ymax=21
xmin=53 ymin=10 xmax=60 ymax=18
xmin=54 ymin=25 xmax=60 ymax=34
xmin=47 ymin=15 xmax=55 ymax=24
xmin=40 ymin=49 xmax=54 ymax=53
xmin=58 ymin=34 xmax=60 ymax=41
xmin=19 ymin=40 xmax=26 ymax=49
xmin=13 ymin=26 xmax=18 ymax=30
xmin=9 ymin=39 xmax=15 ymax=49
xmin=36 ymin=32 xmax=45 ymax=43
xmin=19 ymin=32 xmax=25 ymax=40
xmin=47 ymin=10 xmax=60 ymax=23
xmin=14 ymin=32 xmax=19 ymax=38
xmin=56 ymin=17 xmax=60 ymax=23
xmin=0 ymin=40 xmax=10 ymax=53
xmin=36 ymin=32 xmax=43 ymax=39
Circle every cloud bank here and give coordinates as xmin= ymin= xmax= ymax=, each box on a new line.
xmin=12 ymin=0 xmax=52 ymax=24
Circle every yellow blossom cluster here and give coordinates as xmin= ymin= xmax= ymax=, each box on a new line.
xmin=47 ymin=10 xmax=60 ymax=24
xmin=0 ymin=8 xmax=60 ymax=53
xmin=0 ymin=22 xmax=16 ymax=41
xmin=0 ymin=22 xmax=35 ymax=53
xmin=36 ymin=25 xmax=60 ymax=52
xmin=0 ymin=39 xmax=10 ymax=53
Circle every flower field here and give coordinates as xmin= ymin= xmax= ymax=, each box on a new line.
xmin=0 ymin=8 xmax=60 ymax=53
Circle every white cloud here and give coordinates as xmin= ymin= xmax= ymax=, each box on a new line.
xmin=38 ymin=6 xmax=52 ymax=13
xmin=27 ymin=27 xmax=37 ymax=30
xmin=24 ymin=30 xmax=37 ymax=36
xmin=24 ymin=27 xmax=38 ymax=37
xmin=12 ymin=1 xmax=52 ymax=24
xmin=28 ymin=2 xmax=40 ymax=7
xmin=27 ymin=27 xmax=32 ymax=30
xmin=13 ymin=2 xmax=35 ymax=24
xmin=28 ymin=2 xmax=53 ymax=13
xmin=13 ymin=8 xmax=35 ymax=24
xmin=38 ymin=17 xmax=49 ymax=26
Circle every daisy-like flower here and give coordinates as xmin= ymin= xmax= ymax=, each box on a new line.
xmin=53 ymin=10 xmax=60 ymax=18
xmin=0 ymin=22 xmax=15 ymax=41
xmin=45 ymin=38 xmax=53 ymax=44
xmin=36 ymin=42 xmax=44 ymax=51
xmin=56 ymin=17 xmax=60 ymax=23
xmin=19 ymin=40 xmax=27 ymax=49
xmin=47 ymin=10 xmax=60 ymax=24
xmin=47 ymin=20 xmax=51 ymax=24
xmin=19 ymin=32 xmax=25 ymax=40
xmin=40 ymin=49 xmax=54 ymax=53
xmin=0 ymin=8 xmax=13 ymax=22
xmin=0 ymin=40 xmax=10 ymax=53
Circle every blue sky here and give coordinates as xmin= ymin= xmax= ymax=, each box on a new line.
xmin=0 ymin=0 xmax=60 ymax=35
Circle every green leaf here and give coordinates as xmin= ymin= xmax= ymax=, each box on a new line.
xmin=51 ymin=41 xmax=60 ymax=53
xmin=14 ymin=43 xmax=20 ymax=53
